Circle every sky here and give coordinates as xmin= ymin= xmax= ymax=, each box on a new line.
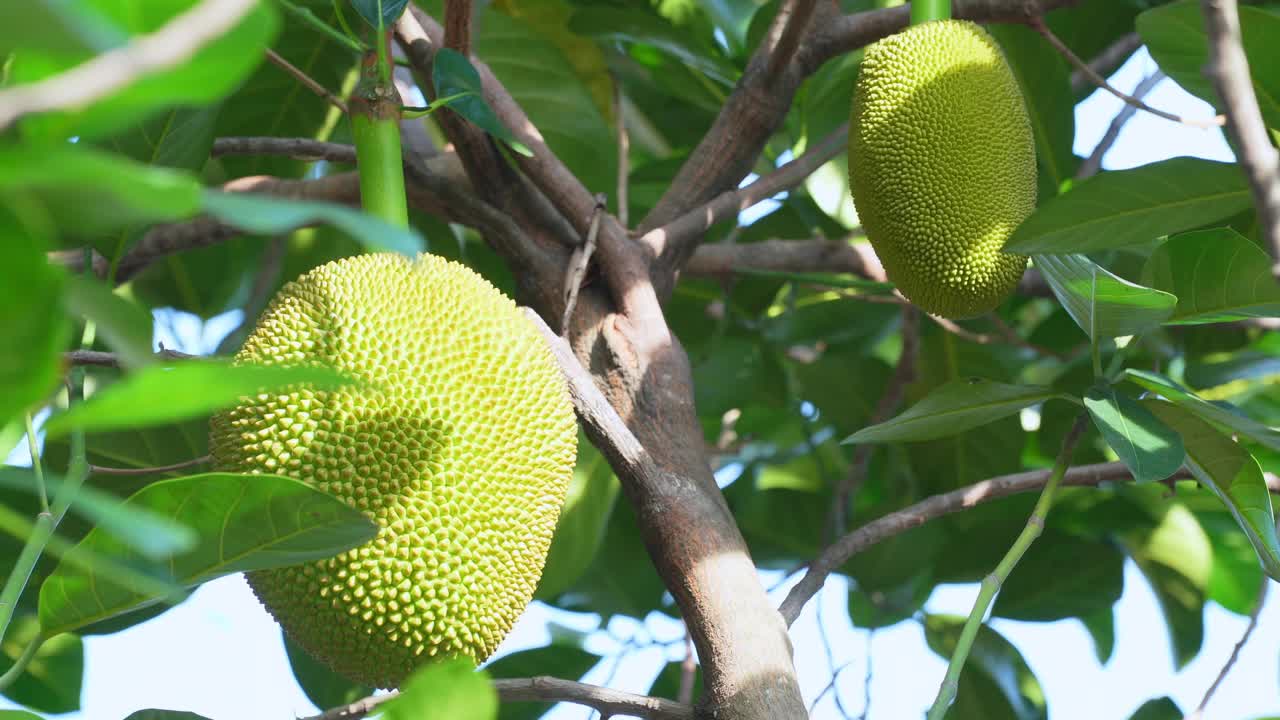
xmin=5 ymin=45 xmax=1278 ymax=720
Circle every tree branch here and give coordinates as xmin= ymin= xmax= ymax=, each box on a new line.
xmin=778 ymin=462 xmax=1280 ymax=625
xmin=265 ymin=48 xmax=348 ymax=115
xmin=640 ymin=124 xmax=849 ymax=279
xmin=63 ymin=349 xmax=194 ymax=367
xmin=1077 ymin=71 xmax=1165 ymax=180
xmin=444 ymin=0 xmax=473 ymax=57
xmin=765 ymin=0 xmax=819 ymax=82
xmin=0 ymin=0 xmax=260 ymax=130
xmin=1202 ymin=0 xmax=1280 ymax=266
xmin=1185 ymin=583 xmax=1268 ymax=720
xmin=1070 ymin=32 xmax=1141 ymax=95
xmin=1030 ymin=16 xmax=1223 ymax=129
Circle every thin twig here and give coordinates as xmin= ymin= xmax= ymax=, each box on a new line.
xmin=613 ymin=74 xmax=630 ymax=229
xmin=678 ymin=627 xmax=696 ymax=705
xmin=1028 ymin=16 xmax=1224 ymax=129
xmin=829 ymin=306 xmax=919 ymax=537
xmin=89 ymin=456 xmax=211 ymax=477
xmin=1077 ymin=71 xmax=1165 ymax=180
xmin=926 ymin=413 xmax=1089 ymax=719
xmin=858 ymin=630 xmax=874 ymax=720
xmin=561 ymin=195 xmax=605 ymax=335
xmin=62 ymin=349 xmax=195 ymax=368
xmin=1070 ymin=32 xmax=1141 ymax=95
xmin=1201 ymin=0 xmax=1280 ymax=266
xmin=0 ymin=0 xmax=260 ymax=130
xmin=776 ymin=461 xmax=1258 ymax=626
xmin=265 ymin=48 xmax=349 ymax=114
xmin=1185 ymin=583 xmax=1269 ymax=720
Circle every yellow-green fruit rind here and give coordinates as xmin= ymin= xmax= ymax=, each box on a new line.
xmin=209 ymin=253 xmax=577 ymax=688
xmin=848 ymin=19 xmax=1035 ymax=319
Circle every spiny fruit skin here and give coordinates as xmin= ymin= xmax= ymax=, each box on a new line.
xmin=209 ymin=252 xmax=577 ymax=689
xmin=848 ymin=19 xmax=1036 ymax=319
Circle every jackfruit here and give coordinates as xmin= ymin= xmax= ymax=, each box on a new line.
xmin=209 ymin=253 xmax=577 ymax=688
xmin=848 ymin=19 xmax=1035 ymax=318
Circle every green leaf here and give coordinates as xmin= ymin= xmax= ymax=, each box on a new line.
xmin=7 ymin=0 xmax=280 ymax=142
xmin=1079 ymin=606 xmax=1115 ymax=664
xmin=284 ymin=635 xmax=371 ymax=712
xmin=923 ymin=615 xmax=1047 ymax=720
xmin=1129 ymin=697 xmax=1183 ymax=720
xmin=1121 ymin=503 xmax=1211 ymax=669
xmin=0 ymin=214 xmax=69 ymax=429
xmin=38 ymin=472 xmax=378 ymax=635
xmin=844 ymin=378 xmax=1070 ymax=444
xmin=382 ymin=657 xmax=496 ymax=720
xmin=647 ymin=658 xmax=702 ymax=704
xmin=1004 ymin=158 xmax=1251 ymax=253
xmin=484 ymin=644 xmax=600 ymax=720
xmin=535 ymin=438 xmax=620 ymax=601
xmin=0 ymin=144 xmax=203 ymax=236
xmin=1143 ymin=400 xmax=1280 ymax=580
xmin=1139 ymin=1 xmax=1280 ymax=129
xmin=62 ymin=275 xmax=155 ymax=370
xmin=0 ymin=712 xmax=46 ymax=720
xmin=350 ymin=0 xmax=410 ymax=28
xmin=201 ymin=190 xmax=424 ymax=256
xmin=988 ymin=24 xmax=1076 ymax=197
xmin=0 ymin=469 xmax=196 ymax=559
xmin=992 ymin=530 xmax=1124 ymax=621
xmin=0 ymin=1 xmax=124 ymax=56
xmin=1084 ymin=385 xmax=1185 ymax=483
xmin=568 ymin=6 xmax=739 ymax=87
xmin=1033 ymin=254 xmax=1177 ymax=339
xmin=1124 ymin=369 xmax=1280 ymax=452
xmin=1141 ymin=228 xmax=1280 ymax=324
xmin=42 ymin=359 xmax=358 ymax=438
xmin=0 ymin=616 xmax=82 ymax=714
xmin=432 ymin=49 xmax=531 ymax=156
xmin=98 ymin=106 xmax=220 ymax=172
xmin=120 ymin=707 xmax=213 ymax=712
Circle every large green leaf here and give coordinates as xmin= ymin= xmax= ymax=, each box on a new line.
xmin=1142 ymin=228 xmax=1280 ymax=324
xmin=1121 ymin=503 xmax=1211 ymax=669
xmin=1129 ymin=697 xmax=1183 ymax=720
xmin=0 ymin=144 xmax=203 ymax=237
xmin=98 ymin=106 xmax=220 ymax=172
xmin=844 ymin=378 xmax=1071 ymax=444
xmin=1079 ymin=606 xmax=1115 ymax=664
xmin=0 ymin=214 xmax=69 ymax=429
xmin=0 ymin=616 xmax=82 ymax=714
xmin=1084 ymin=384 xmax=1185 ymax=484
xmin=992 ymin=530 xmax=1124 ymax=621
xmin=42 ymin=360 xmax=357 ymax=437
xmin=1143 ymin=400 xmax=1280 ymax=580
xmin=122 ymin=712 xmax=213 ymax=720
xmin=989 ymin=24 xmax=1076 ymax=197
xmin=284 ymin=635 xmax=371 ymax=712
xmin=534 ymin=438 xmax=621 ymax=601
xmin=1124 ymin=369 xmax=1280 ymax=452
xmin=62 ymin=275 xmax=155 ymax=370
xmin=382 ymin=658 xmax=496 ymax=720
xmin=7 ymin=0 xmax=279 ymax=142
xmin=923 ymin=615 xmax=1047 ymax=720
xmin=1139 ymin=0 xmax=1280 ymax=129
xmin=1004 ymin=158 xmax=1251 ymax=253
xmin=201 ymin=191 xmax=424 ymax=256
xmin=1034 ymin=254 xmax=1177 ymax=339
xmin=568 ymin=5 xmax=739 ymax=87
xmin=38 ymin=472 xmax=379 ymax=635
xmin=432 ymin=49 xmax=531 ymax=157
xmin=484 ymin=643 xmax=600 ymax=720
xmin=0 ymin=1 xmax=124 ymax=56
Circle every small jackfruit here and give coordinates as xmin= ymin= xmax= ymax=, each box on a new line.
xmin=848 ymin=19 xmax=1036 ymax=319
xmin=209 ymin=253 xmax=577 ymax=688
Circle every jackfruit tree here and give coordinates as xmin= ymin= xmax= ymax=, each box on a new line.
xmin=4 ymin=0 xmax=1280 ymax=719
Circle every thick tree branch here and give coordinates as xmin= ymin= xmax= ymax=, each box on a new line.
xmin=778 ymin=462 xmax=1280 ymax=625
xmin=1202 ymin=0 xmax=1280 ymax=265
xmin=0 ymin=0 xmax=259 ymax=130
xmin=444 ymin=0 xmax=473 ymax=57
xmin=1071 ymin=32 xmax=1141 ymax=95
xmin=765 ymin=0 xmax=819 ymax=82
xmin=640 ymin=124 xmax=848 ymax=278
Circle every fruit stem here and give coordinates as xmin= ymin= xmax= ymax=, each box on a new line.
xmin=924 ymin=412 xmax=1087 ymax=719
xmin=351 ymin=33 xmax=409 ymax=230
xmin=910 ymin=0 xmax=950 ymax=24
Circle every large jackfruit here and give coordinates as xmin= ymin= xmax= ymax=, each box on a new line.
xmin=209 ymin=253 xmax=577 ymax=688
xmin=848 ymin=19 xmax=1035 ymax=318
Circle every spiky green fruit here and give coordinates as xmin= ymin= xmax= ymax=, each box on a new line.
xmin=209 ymin=253 xmax=577 ymax=688
xmin=848 ymin=19 xmax=1036 ymax=319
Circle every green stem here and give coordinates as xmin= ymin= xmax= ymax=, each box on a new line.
xmin=910 ymin=0 xmax=951 ymax=24
xmin=0 ymin=633 xmax=43 ymax=692
xmin=276 ymin=0 xmax=365 ymax=53
xmin=925 ymin=413 xmax=1089 ymax=720
xmin=24 ymin=413 xmax=48 ymax=514
xmin=351 ymin=41 xmax=409 ymax=229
